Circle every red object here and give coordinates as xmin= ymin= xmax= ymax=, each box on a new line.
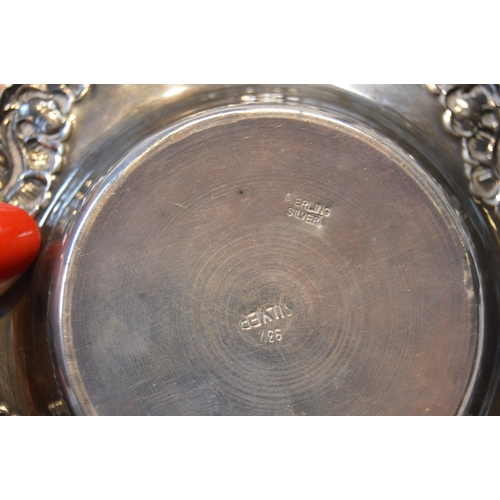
xmin=0 ymin=203 xmax=41 ymax=281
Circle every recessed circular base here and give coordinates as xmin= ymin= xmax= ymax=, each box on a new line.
xmin=56 ymin=106 xmax=480 ymax=415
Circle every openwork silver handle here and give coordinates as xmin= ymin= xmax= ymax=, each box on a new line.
xmin=428 ymin=84 xmax=500 ymax=214
xmin=0 ymin=84 xmax=90 ymax=216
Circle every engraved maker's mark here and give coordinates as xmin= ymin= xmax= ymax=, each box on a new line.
xmin=285 ymin=193 xmax=331 ymax=228
xmin=240 ymin=303 xmax=292 ymax=330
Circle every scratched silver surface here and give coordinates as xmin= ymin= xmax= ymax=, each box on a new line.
xmin=2 ymin=85 xmax=498 ymax=415
xmin=56 ymin=105 xmax=480 ymax=415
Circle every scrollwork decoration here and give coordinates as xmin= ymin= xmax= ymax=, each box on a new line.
xmin=427 ymin=84 xmax=500 ymax=215
xmin=0 ymin=84 xmax=90 ymax=215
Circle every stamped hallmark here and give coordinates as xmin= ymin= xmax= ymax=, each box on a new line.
xmin=259 ymin=329 xmax=282 ymax=343
xmin=285 ymin=193 xmax=331 ymax=227
xmin=240 ymin=303 xmax=292 ymax=330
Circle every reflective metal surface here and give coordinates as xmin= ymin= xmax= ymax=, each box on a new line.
xmin=2 ymin=85 xmax=500 ymax=415
xmin=0 ymin=85 xmax=90 ymax=215
xmin=427 ymin=84 xmax=500 ymax=211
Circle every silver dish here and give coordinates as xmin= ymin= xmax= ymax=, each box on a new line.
xmin=1 ymin=84 xmax=499 ymax=415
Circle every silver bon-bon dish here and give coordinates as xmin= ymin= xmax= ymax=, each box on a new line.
xmin=1 ymin=84 xmax=499 ymax=416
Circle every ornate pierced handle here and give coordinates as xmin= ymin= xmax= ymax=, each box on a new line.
xmin=0 ymin=84 xmax=90 ymax=216
xmin=427 ymin=84 xmax=500 ymax=214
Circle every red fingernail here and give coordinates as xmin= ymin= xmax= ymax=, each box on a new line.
xmin=0 ymin=203 xmax=41 ymax=280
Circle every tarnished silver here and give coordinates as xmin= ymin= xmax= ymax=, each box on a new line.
xmin=1 ymin=84 xmax=500 ymax=415
xmin=0 ymin=84 xmax=89 ymax=215
xmin=427 ymin=84 xmax=500 ymax=212
xmin=55 ymin=105 xmax=481 ymax=416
